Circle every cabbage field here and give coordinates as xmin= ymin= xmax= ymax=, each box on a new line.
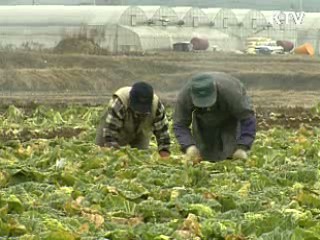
xmin=1 ymin=105 xmax=320 ymax=239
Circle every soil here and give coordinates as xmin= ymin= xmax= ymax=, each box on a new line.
xmin=1 ymin=50 xmax=320 ymax=122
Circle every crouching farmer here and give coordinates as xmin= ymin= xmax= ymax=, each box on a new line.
xmin=173 ymin=72 xmax=256 ymax=163
xmin=96 ymin=82 xmax=171 ymax=159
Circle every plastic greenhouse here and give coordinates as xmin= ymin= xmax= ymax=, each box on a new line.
xmin=0 ymin=5 xmax=148 ymax=50
xmin=140 ymin=6 xmax=179 ymax=26
xmin=202 ymin=8 xmax=239 ymax=34
xmin=260 ymin=10 xmax=297 ymax=43
xmin=172 ymin=7 xmax=209 ymax=27
xmin=106 ymin=25 xmax=173 ymax=52
xmin=233 ymin=9 xmax=268 ymax=39
xmin=296 ymin=12 xmax=320 ymax=54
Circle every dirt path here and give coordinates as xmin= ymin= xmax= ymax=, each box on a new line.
xmin=1 ymin=51 xmax=320 ymax=109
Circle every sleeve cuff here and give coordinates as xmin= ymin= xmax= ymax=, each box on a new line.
xmin=237 ymin=144 xmax=250 ymax=151
xmin=158 ymin=145 xmax=170 ymax=153
xmin=159 ymin=149 xmax=170 ymax=154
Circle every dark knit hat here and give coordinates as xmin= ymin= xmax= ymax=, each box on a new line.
xmin=129 ymin=82 xmax=154 ymax=114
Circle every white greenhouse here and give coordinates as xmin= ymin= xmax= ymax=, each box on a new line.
xmin=140 ymin=6 xmax=179 ymax=26
xmin=296 ymin=12 xmax=320 ymax=54
xmin=106 ymin=25 xmax=173 ymax=52
xmin=202 ymin=8 xmax=239 ymax=34
xmin=233 ymin=9 xmax=268 ymax=39
xmin=173 ymin=7 xmax=209 ymax=27
xmin=0 ymin=5 xmax=148 ymax=50
xmin=260 ymin=10 xmax=297 ymax=43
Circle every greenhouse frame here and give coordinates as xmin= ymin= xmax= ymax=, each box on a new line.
xmin=0 ymin=5 xmax=148 ymax=50
xmin=2 ymin=5 xmax=318 ymax=53
xmin=296 ymin=12 xmax=320 ymax=54
xmin=260 ymin=10 xmax=297 ymax=43
xmin=233 ymin=9 xmax=268 ymax=39
xmin=140 ymin=6 xmax=179 ymax=26
xmin=202 ymin=8 xmax=239 ymax=35
xmin=172 ymin=7 xmax=209 ymax=27
xmin=104 ymin=25 xmax=173 ymax=52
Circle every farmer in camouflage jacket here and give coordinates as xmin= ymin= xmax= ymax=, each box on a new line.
xmin=96 ymin=82 xmax=171 ymax=159
xmin=173 ymin=72 xmax=256 ymax=162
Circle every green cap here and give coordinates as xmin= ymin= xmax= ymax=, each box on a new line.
xmin=190 ymin=73 xmax=217 ymax=108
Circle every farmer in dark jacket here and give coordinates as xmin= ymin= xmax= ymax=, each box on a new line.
xmin=173 ymin=72 xmax=256 ymax=162
xmin=96 ymin=82 xmax=171 ymax=159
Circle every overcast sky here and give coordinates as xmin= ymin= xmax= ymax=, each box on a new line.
xmin=0 ymin=0 xmax=319 ymax=11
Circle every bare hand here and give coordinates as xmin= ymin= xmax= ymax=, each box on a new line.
xmin=159 ymin=150 xmax=170 ymax=160
xmin=186 ymin=145 xmax=202 ymax=165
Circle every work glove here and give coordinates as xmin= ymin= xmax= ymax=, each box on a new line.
xmin=232 ymin=148 xmax=248 ymax=160
xmin=185 ymin=145 xmax=202 ymax=165
xmin=159 ymin=150 xmax=170 ymax=160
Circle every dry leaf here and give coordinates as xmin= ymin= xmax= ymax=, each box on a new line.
xmin=75 ymin=196 xmax=85 ymax=205
xmin=82 ymin=212 xmax=105 ymax=228
xmin=77 ymin=223 xmax=90 ymax=234
xmin=182 ymin=213 xmax=201 ymax=237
